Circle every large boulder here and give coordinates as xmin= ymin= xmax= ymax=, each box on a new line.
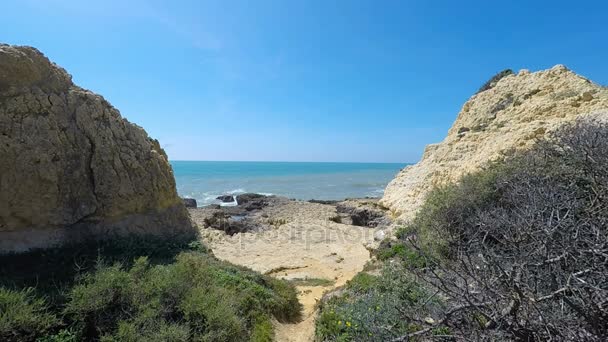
xmin=0 ymin=44 xmax=195 ymax=252
xmin=381 ymin=65 xmax=608 ymax=221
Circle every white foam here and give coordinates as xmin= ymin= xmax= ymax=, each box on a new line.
xmin=226 ymin=188 xmax=246 ymax=194
xmin=366 ymin=188 xmax=385 ymax=197
xmin=220 ymin=200 xmax=238 ymax=207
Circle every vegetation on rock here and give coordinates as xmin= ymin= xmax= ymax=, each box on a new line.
xmin=317 ymin=119 xmax=608 ymax=341
xmin=381 ymin=65 xmax=608 ymax=222
xmin=476 ymin=68 xmax=514 ymax=94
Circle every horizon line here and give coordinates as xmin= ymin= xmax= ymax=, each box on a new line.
xmin=169 ymin=159 xmax=411 ymax=164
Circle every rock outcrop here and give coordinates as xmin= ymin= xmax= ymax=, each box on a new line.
xmin=216 ymin=195 xmax=235 ymax=203
xmin=182 ymin=198 xmax=198 ymax=208
xmin=381 ymin=65 xmax=608 ymax=221
xmin=335 ymin=199 xmax=390 ymax=228
xmin=0 ymin=44 xmax=195 ymax=252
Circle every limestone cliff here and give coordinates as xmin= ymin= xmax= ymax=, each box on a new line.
xmin=381 ymin=65 xmax=608 ymax=221
xmin=0 ymin=44 xmax=195 ymax=252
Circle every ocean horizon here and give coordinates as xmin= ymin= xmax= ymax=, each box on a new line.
xmin=171 ymin=160 xmax=407 ymax=206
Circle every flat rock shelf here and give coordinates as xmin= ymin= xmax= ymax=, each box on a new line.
xmin=189 ymin=195 xmax=390 ymax=341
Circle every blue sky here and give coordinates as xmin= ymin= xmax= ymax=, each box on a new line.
xmin=2 ymin=0 xmax=607 ymax=162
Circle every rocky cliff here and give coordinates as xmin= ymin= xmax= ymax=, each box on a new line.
xmin=0 ymin=44 xmax=195 ymax=252
xmin=381 ymin=65 xmax=608 ymax=221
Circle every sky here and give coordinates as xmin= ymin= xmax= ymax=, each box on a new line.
xmin=2 ymin=0 xmax=608 ymax=163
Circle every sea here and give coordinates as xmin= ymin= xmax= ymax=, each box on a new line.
xmin=171 ymin=161 xmax=407 ymax=206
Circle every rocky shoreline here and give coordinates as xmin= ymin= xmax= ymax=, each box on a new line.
xmin=187 ymin=193 xmax=392 ymax=236
xmin=187 ymin=193 xmax=392 ymax=342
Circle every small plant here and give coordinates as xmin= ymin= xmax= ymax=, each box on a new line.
xmin=288 ymin=278 xmax=335 ymax=287
xmin=268 ymin=218 xmax=288 ymax=227
xmin=36 ymin=328 xmax=80 ymax=342
xmin=375 ymin=242 xmax=427 ymax=268
xmin=250 ymin=316 xmax=273 ymax=342
xmin=315 ymin=265 xmax=438 ymax=341
xmin=476 ymin=69 xmax=514 ymax=94
xmin=345 ymin=273 xmax=379 ymax=294
xmin=328 ymin=215 xmax=342 ymax=223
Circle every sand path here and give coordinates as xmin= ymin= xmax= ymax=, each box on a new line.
xmin=195 ymin=202 xmax=374 ymax=341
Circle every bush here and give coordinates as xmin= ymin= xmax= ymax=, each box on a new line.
xmin=0 ymin=288 xmax=58 ymax=341
xmin=315 ymin=265 xmax=442 ymax=341
xmin=318 ymin=119 xmax=608 ymax=341
xmin=0 ymin=238 xmax=301 ymax=341
xmin=395 ymin=160 xmax=501 ymax=259
xmin=63 ymin=253 xmax=300 ymax=341
xmin=374 ymin=241 xmax=427 ymax=268
xmin=476 ymin=69 xmax=514 ymax=94
xmin=396 ymin=119 xmax=608 ymax=341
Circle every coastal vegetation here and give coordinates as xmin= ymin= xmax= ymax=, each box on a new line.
xmin=316 ymin=119 xmax=608 ymax=341
xmin=2 ymin=42 xmax=608 ymax=342
xmin=0 ymin=238 xmax=301 ymax=341
xmin=288 ymin=278 xmax=336 ymax=287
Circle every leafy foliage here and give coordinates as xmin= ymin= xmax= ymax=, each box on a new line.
xmin=315 ymin=265 xmax=442 ymax=341
xmin=0 ymin=238 xmax=300 ymax=341
xmin=0 ymin=288 xmax=58 ymax=341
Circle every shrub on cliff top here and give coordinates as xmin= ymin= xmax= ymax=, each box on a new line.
xmin=476 ymin=68 xmax=514 ymax=94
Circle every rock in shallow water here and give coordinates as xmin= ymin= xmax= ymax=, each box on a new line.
xmin=216 ymin=195 xmax=235 ymax=203
xmin=235 ymin=193 xmax=266 ymax=204
xmin=0 ymin=44 xmax=195 ymax=253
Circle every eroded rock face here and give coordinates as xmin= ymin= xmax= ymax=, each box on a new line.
xmin=381 ymin=65 xmax=608 ymax=221
xmin=335 ymin=199 xmax=390 ymax=228
xmin=0 ymin=44 xmax=195 ymax=252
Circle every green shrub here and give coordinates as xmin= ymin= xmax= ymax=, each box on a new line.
xmin=250 ymin=316 xmax=273 ymax=342
xmin=375 ymin=242 xmax=426 ymax=268
xmin=36 ymin=328 xmax=79 ymax=342
xmin=335 ymin=119 xmax=608 ymax=341
xmin=0 ymin=288 xmax=58 ymax=341
xmin=319 ymin=120 xmax=608 ymax=341
xmin=268 ymin=218 xmax=288 ymax=227
xmin=344 ymin=273 xmax=379 ymax=294
xmin=288 ymin=278 xmax=335 ymax=287
xmin=0 ymin=238 xmax=300 ymax=341
xmin=476 ymin=68 xmax=514 ymax=94
xmin=396 ymin=161 xmax=502 ymax=259
xmin=62 ymin=252 xmax=300 ymax=341
xmin=316 ymin=265 xmax=441 ymax=342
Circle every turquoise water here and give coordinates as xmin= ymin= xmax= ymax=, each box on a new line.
xmin=170 ymin=161 xmax=406 ymax=206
